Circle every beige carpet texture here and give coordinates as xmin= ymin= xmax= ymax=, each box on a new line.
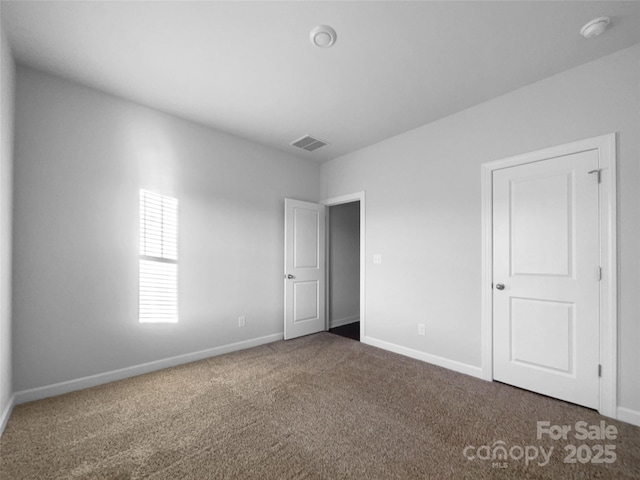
xmin=1 ymin=333 xmax=639 ymax=479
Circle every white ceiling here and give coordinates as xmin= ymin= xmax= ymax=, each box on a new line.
xmin=2 ymin=1 xmax=639 ymax=162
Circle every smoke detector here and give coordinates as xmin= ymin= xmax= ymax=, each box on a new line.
xmin=290 ymin=135 xmax=329 ymax=152
xmin=310 ymin=25 xmax=337 ymax=48
xmin=580 ymin=17 xmax=610 ymax=38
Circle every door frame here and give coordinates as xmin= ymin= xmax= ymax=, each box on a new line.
xmin=322 ymin=192 xmax=366 ymax=341
xmin=480 ymin=133 xmax=617 ymax=417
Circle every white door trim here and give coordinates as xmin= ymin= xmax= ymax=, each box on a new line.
xmin=480 ymin=134 xmax=617 ymax=418
xmin=322 ymin=192 xmax=366 ymax=341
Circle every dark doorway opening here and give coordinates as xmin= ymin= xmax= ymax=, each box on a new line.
xmin=327 ymin=200 xmax=360 ymax=341
xmin=329 ymin=322 xmax=360 ymax=341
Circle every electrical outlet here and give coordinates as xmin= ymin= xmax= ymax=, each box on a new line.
xmin=238 ymin=315 xmax=246 ymax=327
xmin=373 ymin=254 xmax=382 ymax=264
xmin=418 ymin=323 xmax=425 ymax=336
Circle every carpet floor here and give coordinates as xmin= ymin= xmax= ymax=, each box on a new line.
xmin=1 ymin=333 xmax=639 ymax=479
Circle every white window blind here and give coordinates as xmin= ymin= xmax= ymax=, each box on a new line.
xmin=139 ymin=189 xmax=178 ymax=323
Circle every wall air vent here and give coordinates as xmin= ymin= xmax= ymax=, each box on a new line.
xmin=290 ymin=135 xmax=329 ymax=152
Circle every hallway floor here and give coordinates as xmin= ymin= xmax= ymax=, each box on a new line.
xmin=328 ymin=321 xmax=360 ymax=341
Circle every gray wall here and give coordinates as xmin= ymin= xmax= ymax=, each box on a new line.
xmin=328 ymin=202 xmax=359 ymax=327
xmin=321 ymin=45 xmax=640 ymax=413
xmin=0 ymin=29 xmax=15 ymax=424
xmin=12 ymin=66 xmax=320 ymax=392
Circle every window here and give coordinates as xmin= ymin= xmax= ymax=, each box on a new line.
xmin=139 ymin=189 xmax=178 ymax=323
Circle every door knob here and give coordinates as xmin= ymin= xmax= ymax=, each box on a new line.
xmin=286 ymin=274 xmax=295 ymax=279
xmin=495 ymin=283 xmax=505 ymax=290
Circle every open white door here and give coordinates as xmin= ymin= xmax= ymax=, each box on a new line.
xmin=284 ymin=199 xmax=326 ymax=340
xmin=492 ymin=150 xmax=600 ymax=409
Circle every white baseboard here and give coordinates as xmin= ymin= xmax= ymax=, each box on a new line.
xmin=616 ymin=406 xmax=640 ymax=427
xmin=362 ymin=336 xmax=483 ymax=379
xmin=0 ymin=394 xmax=15 ymax=437
xmin=14 ymin=333 xmax=283 ymax=405
xmin=329 ymin=315 xmax=359 ymax=329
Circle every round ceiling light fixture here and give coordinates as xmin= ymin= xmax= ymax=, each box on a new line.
xmin=580 ymin=16 xmax=610 ymax=39
xmin=310 ymin=25 xmax=337 ymax=48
